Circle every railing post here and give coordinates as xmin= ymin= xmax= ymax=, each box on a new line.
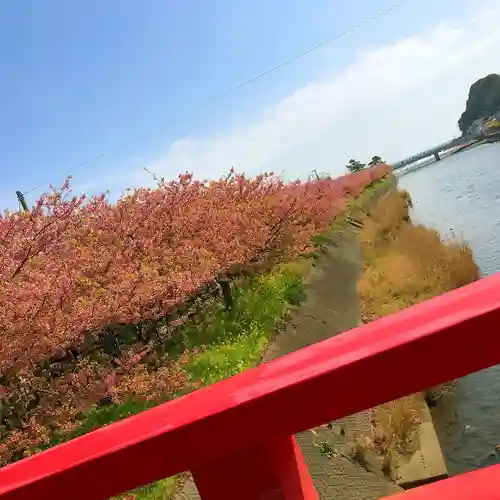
xmin=191 ymin=435 xmax=318 ymax=500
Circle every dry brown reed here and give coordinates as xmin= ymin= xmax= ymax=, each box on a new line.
xmin=356 ymin=188 xmax=479 ymax=474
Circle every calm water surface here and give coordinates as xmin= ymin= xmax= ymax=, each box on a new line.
xmin=398 ymin=143 xmax=500 ymax=475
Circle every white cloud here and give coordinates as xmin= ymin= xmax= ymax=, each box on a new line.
xmin=142 ymin=4 xmax=500 ymax=182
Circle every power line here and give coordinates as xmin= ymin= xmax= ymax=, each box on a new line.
xmin=22 ymin=0 xmax=411 ymax=196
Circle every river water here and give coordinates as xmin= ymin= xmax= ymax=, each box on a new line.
xmin=398 ymin=142 xmax=500 ymax=475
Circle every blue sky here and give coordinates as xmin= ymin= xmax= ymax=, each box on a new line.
xmin=0 ymin=0 xmax=490 ymax=209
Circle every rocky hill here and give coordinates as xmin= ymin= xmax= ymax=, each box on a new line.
xmin=458 ymin=73 xmax=500 ymax=134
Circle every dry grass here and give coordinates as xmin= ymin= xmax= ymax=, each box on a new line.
xmin=372 ymin=396 xmax=423 ymax=456
xmin=355 ymin=189 xmax=479 ymax=474
xmin=358 ymin=190 xmax=479 ymax=322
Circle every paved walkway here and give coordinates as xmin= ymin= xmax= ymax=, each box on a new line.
xmin=176 ymin=228 xmax=402 ymax=499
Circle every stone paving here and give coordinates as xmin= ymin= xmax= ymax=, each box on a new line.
xmin=175 ymin=228 xmax=402 ymax=499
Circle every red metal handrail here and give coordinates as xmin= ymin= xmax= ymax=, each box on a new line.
xmin=2 ymin=273 xmax=500 ymax=499
xmin=391 ymin=463 xmax=500 ymax=499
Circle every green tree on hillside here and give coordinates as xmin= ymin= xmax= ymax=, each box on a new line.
xmin=368 ymin=155 xmax=383 ymax=167
xmin=346 ymin=158 xmax=365 ymax=173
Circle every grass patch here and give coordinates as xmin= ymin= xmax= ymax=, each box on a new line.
xmin=355 ymin=189 xmax=479 ymax=474
xmin=357 ymin=190 xmax=479 ymax=322
xmin=118 ymin=477 xmax=181 ymax=500
xmin=184 ymin=262 xmax=308 ymax=386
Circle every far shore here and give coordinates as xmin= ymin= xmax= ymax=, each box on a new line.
xmin=452 ymin=133 xmax=500 ymax=155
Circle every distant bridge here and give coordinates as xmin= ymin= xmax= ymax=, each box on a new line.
xmin=391 ymin=137 xmax=468 ymax=170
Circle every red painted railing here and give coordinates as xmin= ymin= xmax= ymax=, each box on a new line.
xmin=2 ymin=273 xmax=500 ymax=499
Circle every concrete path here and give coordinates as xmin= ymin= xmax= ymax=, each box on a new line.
xmin=175 ymin=230 xmax=402 ymax=499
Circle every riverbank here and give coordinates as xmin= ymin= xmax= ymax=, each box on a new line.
xmin=451 ymin=132 xmax=500 ymax=156
xmin=397 ymin=143 xmax=500 ymax=476
xmin=355 ymin=188 xmax=480 ymax=485
xmin=176 ymin=177 xmax=477 ymax=499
